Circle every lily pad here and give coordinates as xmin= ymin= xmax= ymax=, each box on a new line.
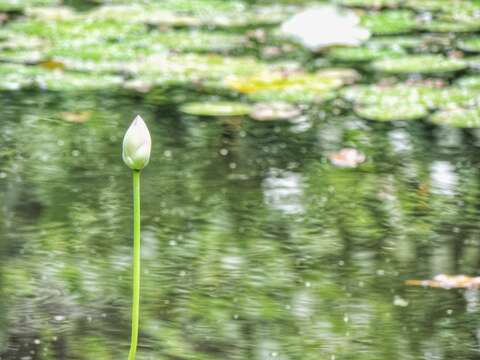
xmin=419 ymin=20 xmax=480 ymax=33
xmin=149 ymin=30 xmax=246 ymax=53
xmin=335 ymin=0 xmax=402 ymax=8
xmin=343 ymin=82 xmax=476 ymax=109
xmin=0 ymin=0 xmax=59 ymax=12
xmin=368 ymin=35 xmax=423 ymax=49
xmin=429 ymin=107 xmax=480 ymax=128
xmin=458 ymin=37 xmax=480 ymax=53
xmin=227 ymin=69 xmax=353 ymax=104
xmin=326 ymin=45 xmax=404 ymax=62
xmin=250 ymin=102 xmax=302 ymax=121
xmin=0 ymin=63 xmax=44 ymax=90
xmin=36 ymin=71 xmax=124 ymax=92
xmin=371 ymin=55 xmax=467 ymax=74
xmin=361 ymin=10 xmax=417 ymax=35
xmin=25 ymin=6 xmax=76 ymax=20
xmin=457 ymin=75 xmax=480 ymax=90
xmin=0 ymin=49 xmax=45 ymax=64
xmin=179 ymin=101 xmax=252 ymax=117
xmin=355 ymin=102 xmax=428 ymax=121
xmin=136 ymin=53 xmax=269 ymax=86
xmin=7 ymin=18 xmax=147 ymax=43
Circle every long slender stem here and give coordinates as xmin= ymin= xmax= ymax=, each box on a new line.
xmin=128 ymin=170 xmax=141 ymax=360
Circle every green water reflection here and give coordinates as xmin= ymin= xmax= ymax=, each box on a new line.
xmin=0 ymin=91 xmax=479 ymax=359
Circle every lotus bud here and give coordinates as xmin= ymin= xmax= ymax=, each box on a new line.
xmin=122 ymin=115 xmax=151 ymax=170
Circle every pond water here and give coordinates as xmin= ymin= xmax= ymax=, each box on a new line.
xmin=1 ymin=0 xmax=480 ymax=359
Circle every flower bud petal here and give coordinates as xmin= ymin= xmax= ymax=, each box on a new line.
xmin=122 ymin=115 xmax=151 ymax=170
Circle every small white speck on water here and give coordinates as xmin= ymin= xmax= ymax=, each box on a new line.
xmin=52 ymin=336 xmax=58 ymax=342
xmin=447 ymin=309 xmax=453 ymax=315
xmin=72 ymin=150 xmax=80 ymax=157
xmin=33 ymin=339 xmax=41 ymax=345
xmin=358 ymin=281 xmax=364 ymax=287
xmin=179 ymin=270 xmax=186 ymax=277
xmin=229 ymin=162 xmax=237 ymax=169
xmin=164 ymin=150 xmax=172 ymax=158
xmin=0 ymin=172 xmax=7 ymax=179
xmin=343 ymin=314 xmax=349 ymax=323
xmin=53 ymin=315 xmax=65 ymax=321
xmin=338 ymin=260 xmax=344 ymax=266
xmin=305 ymin=281 xmax=311 ymax=287
xmin=271 ymin=352 xmax=278 ymax=357
xmin=169 ymin=240 xmax=177 ymax=246
xmin=220 ymin=148 xmax=229 ymax=156
xmin=233 ymin=314 xmax=239 ymax=320
xmin=377 ymin=269 xmax=385 ymax=276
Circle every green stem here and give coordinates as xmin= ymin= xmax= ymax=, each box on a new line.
xmin=128 ymin=170 xmax=141 ymax=360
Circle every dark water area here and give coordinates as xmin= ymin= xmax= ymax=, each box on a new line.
xmin=1 ymin=0 xmax=480 ymax=359
xmin=1 ymin=90 xmax=480 ymax=359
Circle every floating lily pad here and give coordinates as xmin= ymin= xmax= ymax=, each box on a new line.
xmin=326 ymin=45 xmax=404 ymax=62
xmin=0 ymin=63 xmax=44 ymax=90
xmin=0 ymin=49 xmax=45 ymax=64
xmin=247 ymin=88 xmax=337 ymax=103
xmin=355 ymin=102 xmax=428 ymax=121
xmin=361 ymin=10 xmax=417 ymax=35
xmin=343 ymin=82 xmax=476 ymax=109
xmin=149 ymin=30 xmax=246 ymax=53
xmin=7 ymin=18 xmax=148 ymax=43
xmin=227 ymin=71 xmax=344 ymax=94
xmin=0 ymin=0 xmax=59 ymax=12
xmin=429 ymin=107 xmax=480 ymax=128
xmin=137 ymin=53 xmax=269 ymax=86
xmin=227 ymin=69 xmax=352 ymax=104
xmin=335 ymin=0 xmax=402 ymax=8
xmin=180 ymin=101 xmax=252 ymax=117
xmin=317 ymin=68 xmax=360 ymax=84
xmin=0 ymin=32 xmax=44 ymax=51
xmin=36 ymin=71 xmax=124 ymax=92
xmin=368 ymin=35 xmax=423 ymax=49
xmin=25 ymin=6 xmax=76 ymax=20
xmin=342 ymin=83 xmax=437 ymax=105
xmin=457 ymin=75 xmax=480 ymax=90
xmin=250 ymin=102 xmax=302 ymax=121
xmin=458 ymin=37 xmax=480 ymax=53
xmin=419 ymin=20 xmax=480 ymax=33
xmin=371 ymin=55 xmax=467 ymax=74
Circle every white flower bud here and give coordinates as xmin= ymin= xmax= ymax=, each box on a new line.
xmin=122 ymin=115 xmax=151 ymax=170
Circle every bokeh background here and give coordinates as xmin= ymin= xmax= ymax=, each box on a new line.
xmin=1 ymin=0 xmax=480 ymax=359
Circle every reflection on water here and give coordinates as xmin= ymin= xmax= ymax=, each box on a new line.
xmin=0 ymin=91 xmax=480 ymax=359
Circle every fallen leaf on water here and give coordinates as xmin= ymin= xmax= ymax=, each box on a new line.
xmin=328 ymin=148 xmax=366 ymax=168
xmin=40 ymin=60 xmax=66 ymax=70
xmin=406 ymin=274 xmax=480 ymax=289
xmin=59 ymin=111 xmax=92 ymax=123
